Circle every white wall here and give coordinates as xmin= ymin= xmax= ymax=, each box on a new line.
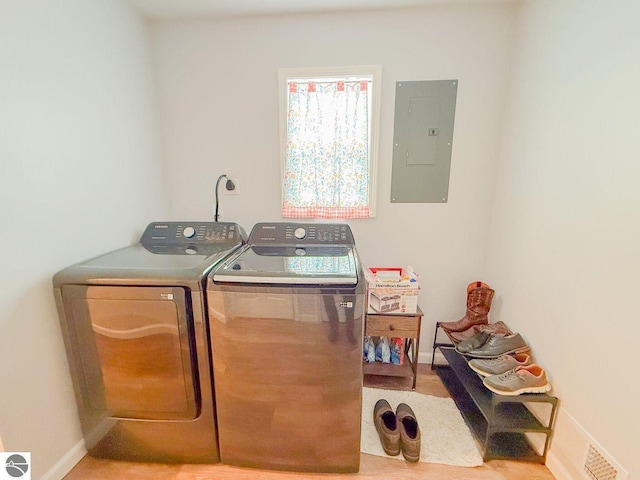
xmin=150 ymin=3 xmax=518 ymax=352
xmin=487 ymin=0 xmax=640 ymax=477
xmin=0 ymin=0 xmax=165 ymax=478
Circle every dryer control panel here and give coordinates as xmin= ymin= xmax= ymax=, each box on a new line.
xmin=248 ymin=222 xmax=355 ymax=246
xmin=140 ymin=222 xmax=246 ymax=255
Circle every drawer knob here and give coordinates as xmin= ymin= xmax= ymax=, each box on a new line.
xmin=389 ymin=325 xmax=395 ymax=331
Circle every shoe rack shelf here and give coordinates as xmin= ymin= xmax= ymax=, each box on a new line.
xmin=363 ymin=306 xmax=423 ymax=390
xmin=432 ymin=323 xmax=558 ymax=463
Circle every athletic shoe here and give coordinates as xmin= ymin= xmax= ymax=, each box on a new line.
xmin=464 ymin=333 xmax=530 ymax=358
xmin=468 ymin=353 xmax=531 ymax=376
xmin=483 ymin=364 xmax=551 ymax=396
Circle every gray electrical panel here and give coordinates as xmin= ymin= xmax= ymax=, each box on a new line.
xmin=391 ymin=80 xmax=458 ymax=203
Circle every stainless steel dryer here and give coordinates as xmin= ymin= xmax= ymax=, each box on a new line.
xmin=53 ymin=221 xmax=246 ymax=463
xmin=207 ymin=222 xmax=365 ymax=473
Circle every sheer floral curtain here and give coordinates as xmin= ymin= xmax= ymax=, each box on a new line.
xmin=282 ymin=79 xmax=370 ymax=219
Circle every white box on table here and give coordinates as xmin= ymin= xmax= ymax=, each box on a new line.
xmin=364 ymin=267 xmax=420 ymax=314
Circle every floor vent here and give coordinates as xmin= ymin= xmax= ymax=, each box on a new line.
xmin=551 ymin=409 xmax=628 ymax=480
xmin=584 ymin=444 xmax=619 ymax=480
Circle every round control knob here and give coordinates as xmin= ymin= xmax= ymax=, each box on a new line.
xmin=183 ymin=226 xmax=196 ymax=238
xmin=294 ymin=227 xmax=306 ymax=240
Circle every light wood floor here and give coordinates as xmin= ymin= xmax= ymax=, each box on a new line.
xmin=64 ymin=366 xmax=556 ymax=480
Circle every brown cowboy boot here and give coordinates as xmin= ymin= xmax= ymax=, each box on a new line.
xmin=440 ymin=281 xmax=495 ymax=333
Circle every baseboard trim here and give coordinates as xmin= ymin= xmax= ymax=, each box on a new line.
xmin=41 ymin=439 xmax=86 ymax=480
xmin=545 ymin=450 xmax=573 ymax=480
xmin=418 ymin=350 xmax=447 ymax=366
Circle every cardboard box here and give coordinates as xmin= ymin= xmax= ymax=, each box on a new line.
xmin=365 ymin=267 xmax=420 ymax=314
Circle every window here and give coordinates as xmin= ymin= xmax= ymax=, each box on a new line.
xmin=278 ymin=66 xmax=381 ymax=218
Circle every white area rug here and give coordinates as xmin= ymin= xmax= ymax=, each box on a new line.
xmin=361 ymin=387 xmax=483 ymax=467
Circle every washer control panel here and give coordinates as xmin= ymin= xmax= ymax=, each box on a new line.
xmin=248 ymin=223 xmax=355 ymax=246
xmin=140 ymin=222 xmax=246 ymax=254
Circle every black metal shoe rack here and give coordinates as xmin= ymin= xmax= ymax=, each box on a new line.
xmin=431 ymin=323 xmax=559 ymax=463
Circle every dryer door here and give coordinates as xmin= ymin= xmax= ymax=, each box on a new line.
xmin=61 ymin=285 xmax=198 ymax=421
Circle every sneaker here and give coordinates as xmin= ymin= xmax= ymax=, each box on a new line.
xmin=468 ymin=353 xmax=531 ymax=376
xmin=483 ymin=364 xmax=551 ymax=396
xmin=464 ymin=333 xmax=530 ymax=358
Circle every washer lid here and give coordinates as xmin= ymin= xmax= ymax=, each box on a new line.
xmin=212 ymin=245 xmax=359 ymax=285
xmin=53 ymin=221 xmax=247 ymax=288
xmin=81 ymin=244 xmax=234 ymax=270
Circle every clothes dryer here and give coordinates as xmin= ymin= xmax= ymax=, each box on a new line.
xmin=207 ymin=222 xmax=365 ymax=473
xmin=53 ymin=221 xmax=246 ymax=463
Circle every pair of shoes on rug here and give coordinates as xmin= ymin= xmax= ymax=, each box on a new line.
xmin=373 ymin=399 xmax=421 ymax=462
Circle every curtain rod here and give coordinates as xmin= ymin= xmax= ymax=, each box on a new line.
xmin=287 ymin=79 xmax=372 ymax=85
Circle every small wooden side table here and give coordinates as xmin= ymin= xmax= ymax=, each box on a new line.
xmin=363 ymin=306 xmax=423 ymax=390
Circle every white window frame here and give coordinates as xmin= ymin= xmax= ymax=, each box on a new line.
xmin=278 ymin=65 xmax=382 ymax=218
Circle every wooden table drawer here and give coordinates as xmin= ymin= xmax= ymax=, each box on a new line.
xmin=365 ymin=315 xmax=420 ymax=337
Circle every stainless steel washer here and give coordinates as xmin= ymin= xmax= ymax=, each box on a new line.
xmin=207 ymin=222 xmax=365 ymax=473
xmin=53 ymin=222 xmax=246 ymax=463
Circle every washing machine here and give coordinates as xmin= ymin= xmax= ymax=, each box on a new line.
xmin=207 ymin=222 xmax=365 ymax=473
xmin=53 ymin=221 xmax=246 ymax=463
